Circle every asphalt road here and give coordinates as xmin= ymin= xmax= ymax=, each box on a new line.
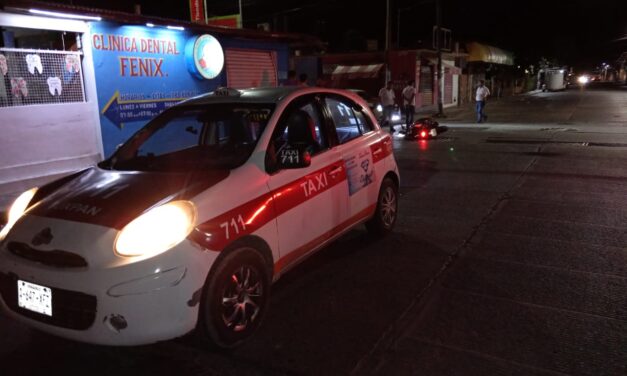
xmin=1 ymin=83 xmax=626 ymax=375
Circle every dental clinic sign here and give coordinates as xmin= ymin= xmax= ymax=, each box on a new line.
xmin=186 ymin=34 xmax=224 ymax=79
xmin=90 ymin=22 xmax=224 ymax=157
xmin=92 ymin=33 xmax=181 ymax=77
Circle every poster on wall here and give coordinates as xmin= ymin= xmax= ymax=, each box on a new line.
xmin=90 ymin=22 xmax=224 ymax=157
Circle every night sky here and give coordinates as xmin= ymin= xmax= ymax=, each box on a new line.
xmin=48 ymin=0 xmax=627 ymax=69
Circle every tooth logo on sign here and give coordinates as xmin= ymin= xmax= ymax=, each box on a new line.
xmin=47 ymin=77 xmax=62 ymax=96
xmin=185 ymin=34 xmax=224 ymax=80
xmin=25 ymin=54 xmax=43 ymax=75
xmin=10 ymin=77 xmax=28 ymax=98
xmin=65 ymin=55 xmax=80 ymax=73
xmin=0 ymin=54 xmax=7 ymax=76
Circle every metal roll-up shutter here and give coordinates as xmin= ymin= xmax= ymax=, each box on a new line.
xmin=419 ymin=65 xmax=433 ymax=106
xmin=225 ymin=49 xmax=278 ymax=89
xmin=444 ymin=72 xmax=453 ymax=104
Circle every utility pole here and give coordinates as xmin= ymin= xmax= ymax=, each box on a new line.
xmin=203 ymin=0 xmax=208 ymax=23
xmin=435 ymin=0 xmax=444 ymax=116
xmin=238 ymin=0 xmax=243 ymax=28
xmin=396 ymin=8 xmax=401 ymax=49
xmin=385 ymin=0 xmax=391 ymax=82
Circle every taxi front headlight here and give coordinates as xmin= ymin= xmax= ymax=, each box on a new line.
xmin=115 ymin=200 xmax=197 ymax=258
xmin=0 ymin=187 xmax=38 ymax=241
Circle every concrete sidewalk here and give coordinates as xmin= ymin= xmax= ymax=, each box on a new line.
xmin=411 ymin=90 xmax=544 ymax=124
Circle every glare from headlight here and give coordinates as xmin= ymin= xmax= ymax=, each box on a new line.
xmin=391 ymin=114 xmax=401 ymax=121
xmin=577 ymin=75 xmax=589 ymax=84
xmin=376 ymin=104 xmax=383 ymax=112
xmin=0 ymin=187 xmax=38 ymax=241
xmin=115 ymin=201 xmax=197 ymax=258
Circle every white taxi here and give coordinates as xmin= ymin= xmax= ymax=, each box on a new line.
xmin=0 ymin=87 xmax=399 ymax=348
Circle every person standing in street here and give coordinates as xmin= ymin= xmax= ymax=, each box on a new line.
xmin=379 ymin=81 xmax=396 ymax=132
xmin=402 ymin=80 xmax=416 ymax=131
xmin=476 ymin=80 xmax=490 ymax=123
xmin=298 ymin=73 xmax=309 ymax=87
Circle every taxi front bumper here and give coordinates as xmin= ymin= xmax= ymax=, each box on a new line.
xmin=0 ymin=218 xmax=219 ymax=346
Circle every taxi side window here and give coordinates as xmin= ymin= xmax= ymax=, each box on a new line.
xmin=354 ymin=109 xmax=374 ymax=133
xmin=325 ymin=97 xmax=372 ymax=144
xmin=271 ymin=101 xmax=328 ymax=156
xmin=266 ymin=99 xmax=328 ymax=173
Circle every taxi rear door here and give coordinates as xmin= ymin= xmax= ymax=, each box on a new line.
xmin=322 ymin=94 xmax=382 ymax=224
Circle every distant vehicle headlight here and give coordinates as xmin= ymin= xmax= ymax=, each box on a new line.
xmin=577 ymin=75 xmax=589 ymax=84
xmin=115 ymin=200 xmax=197 ymax=258
xmin=391 ymin=114 xmax=401 ymax=121
xmin=0 ymin=187 xmax=38 ymax=241
xmin=376 ymin=104 xmax=383 ymax=112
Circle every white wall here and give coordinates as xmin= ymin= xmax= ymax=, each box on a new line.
xmin=0 ymin=12 xmax=102 ymax=188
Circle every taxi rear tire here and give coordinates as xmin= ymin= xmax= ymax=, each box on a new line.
xmin=366 ymin=177 xmax=398 ymax=236
xmin=198 ymin=246 xmax=270 ymax=348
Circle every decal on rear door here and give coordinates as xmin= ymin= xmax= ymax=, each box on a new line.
xmin=345 ymin=148 xmax=375 ymax=196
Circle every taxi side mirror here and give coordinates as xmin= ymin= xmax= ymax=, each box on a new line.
xmin=277 ymin=145 xmax=311 ymax=169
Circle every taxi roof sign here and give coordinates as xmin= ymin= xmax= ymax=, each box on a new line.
xmin=213 ymin=87 xmax=242 ymax=97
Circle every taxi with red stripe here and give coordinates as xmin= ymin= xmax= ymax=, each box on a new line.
xmin=0 ymin=86 xmax=399 ymax=348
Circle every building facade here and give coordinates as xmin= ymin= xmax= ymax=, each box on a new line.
xmin=0 ymin=2 xmax=296 ymax=194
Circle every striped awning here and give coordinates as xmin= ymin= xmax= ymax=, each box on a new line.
xmin=331 ymin=64 xmax=383 ymax=79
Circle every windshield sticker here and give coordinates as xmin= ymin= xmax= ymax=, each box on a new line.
xmin=243 ymin=109 xmax=272 ymax=122
xmin=345 ymin=149 xmax=375 ymax=196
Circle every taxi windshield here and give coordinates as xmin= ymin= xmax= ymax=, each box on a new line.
xmin=102 ymin=103 xmax=274 ymax=172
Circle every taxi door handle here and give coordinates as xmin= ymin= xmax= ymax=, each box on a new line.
xmin=328 ymin=165 xmax=343 ymax=176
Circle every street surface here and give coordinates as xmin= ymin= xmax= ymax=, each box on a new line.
xmin=1 ymin=83 xmax=626 ymax=375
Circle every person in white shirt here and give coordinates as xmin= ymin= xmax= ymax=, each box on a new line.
xmin=476 ymin=80 xmax=490 ymax=123
xmin=378 ymin=81 xmax=396 ymax=131
xmin=401 ymin=80 xmax=416 ymax=131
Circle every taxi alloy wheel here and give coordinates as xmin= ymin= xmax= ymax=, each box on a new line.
xmin=380 ymin=185 xmax=397 ymax=227
xmin=200 ymin=247 xmax=270 ymax=348
xmin=221 ymin=265 xmax=263 ymax=332
xmin=366 ymin=177 xmax=398 ymax=236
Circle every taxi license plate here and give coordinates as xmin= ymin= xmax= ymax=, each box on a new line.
xmin=17 ymin=280 xmax=52 ymax=316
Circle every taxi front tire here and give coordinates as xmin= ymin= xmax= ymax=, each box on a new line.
xmin=366 ymin=177 xmax=398 ymax=236
xmin=198 ymin=246 xmax=270 ymax=348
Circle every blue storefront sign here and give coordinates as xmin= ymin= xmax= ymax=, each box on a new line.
xmin=90 ymin=21 xmax=288 ymax=157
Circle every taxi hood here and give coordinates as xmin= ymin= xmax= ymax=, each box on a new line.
xmin=26 ymin=167 xmax=229 ymax=230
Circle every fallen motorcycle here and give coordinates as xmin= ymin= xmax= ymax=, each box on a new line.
xmin=404 ymin=117 xmax=446 ymax=140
